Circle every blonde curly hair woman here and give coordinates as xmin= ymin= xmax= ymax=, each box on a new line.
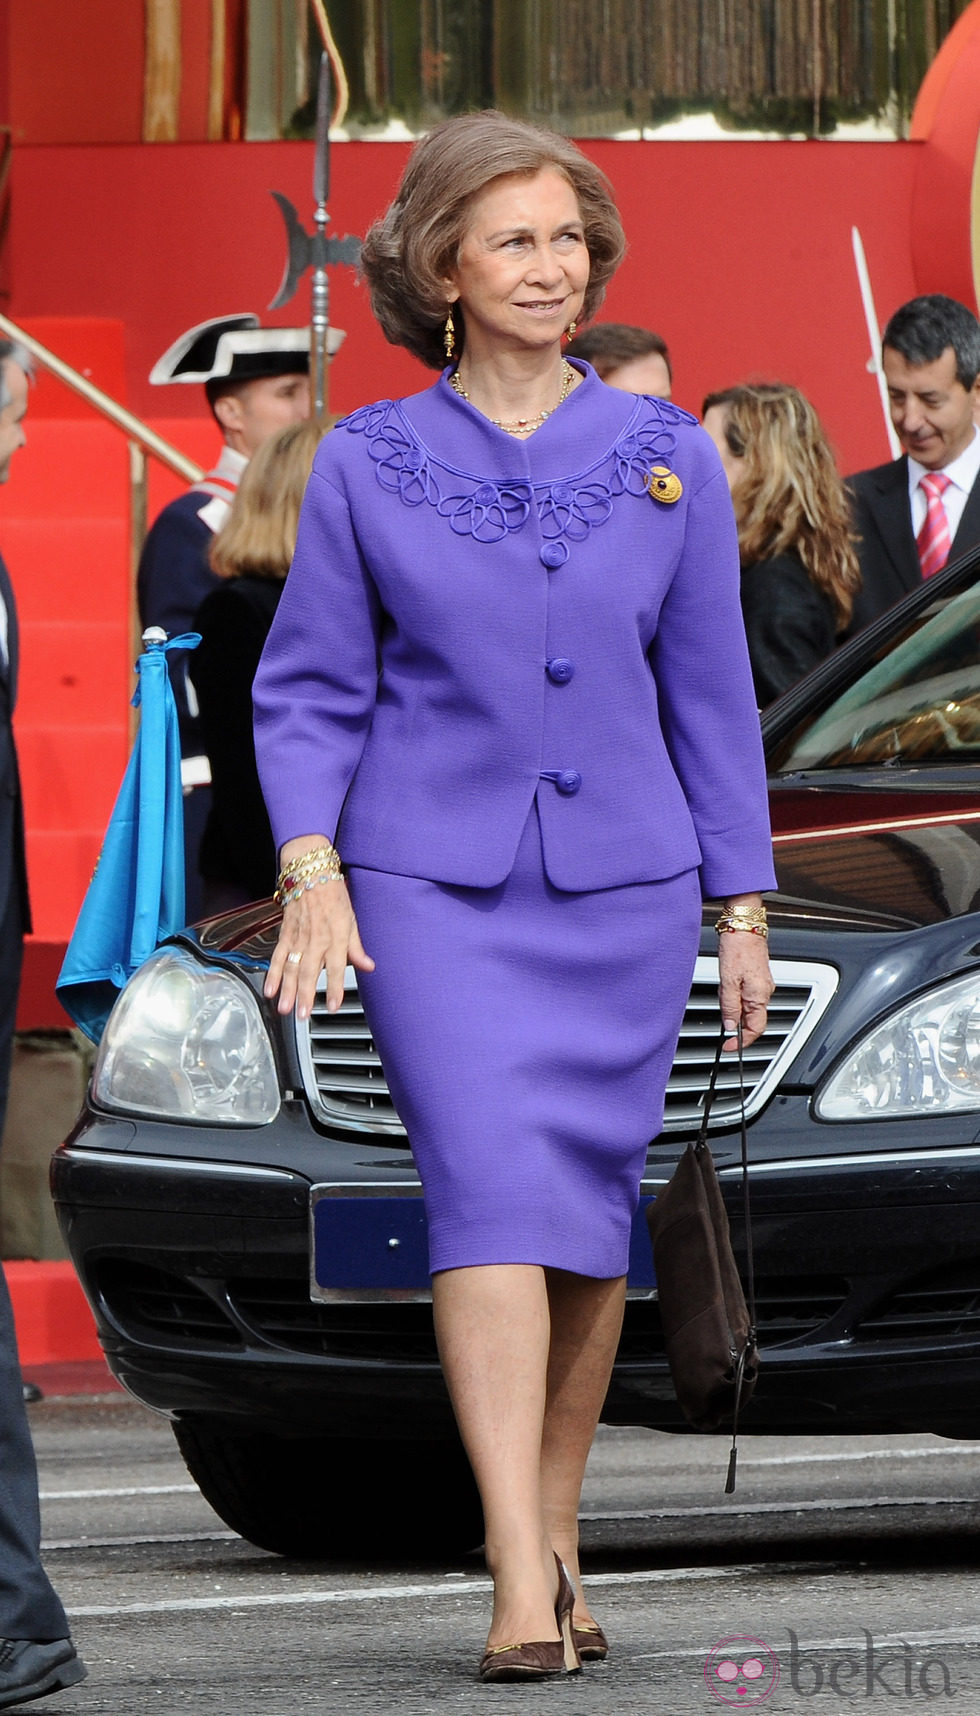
xmin=702 ymin=382 xmax=861 ymax=706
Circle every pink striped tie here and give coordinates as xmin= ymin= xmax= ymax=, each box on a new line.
xmin=916 ymin=471 xmax=953 ymax=578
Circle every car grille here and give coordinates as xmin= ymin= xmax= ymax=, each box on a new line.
xmin=96 ymin=1266 xmax=849 ymax=1360
xmin=100 ymin=1262 xmax=980 ymax=1360
xmin=628 ymin=1275 xmax=848 ymax=1357
xmin=296 ymin=955 xmax=838 ymax=1136
xmin=230 ymin=1284 xmax=440 ymax=1360
xmin=97 ymin=1262 xmax=242 ymax=1349
xmin=752 ymin=1275 xmax=850 ymax=1346
xmin=855 ymin=1262 xmax=980 ymax=1343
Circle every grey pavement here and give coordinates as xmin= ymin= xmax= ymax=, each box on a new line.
xmin=24 ymin=1394 xmax=980 ymax=1713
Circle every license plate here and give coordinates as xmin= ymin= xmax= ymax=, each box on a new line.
xmin=309 ymin=1186 xmax=656 ymax=1300
xmin=310 ymin=1185 xmax=430 ymax=1300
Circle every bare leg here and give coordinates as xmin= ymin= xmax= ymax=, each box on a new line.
xmin=541 ymin=1269 xmax=626 ymax=1629
xmin=432 ymin=1262 xmax=626 ymax=1648
xmin=433 ymin=1264 xmax=559 ymax=1648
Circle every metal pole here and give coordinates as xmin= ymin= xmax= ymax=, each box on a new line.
xmin=851 ymin=227 xmax=901 ymax=461
xmin=129 ymin=440 xmax=150 ymax=744
xmin=311 ymin=52 xmax=331 ymax=421
xmin=311 ymin=229 xmax=330 ymax=421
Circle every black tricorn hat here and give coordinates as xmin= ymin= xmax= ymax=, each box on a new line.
xmin=149 ymin=313 xmax=345 ymax=385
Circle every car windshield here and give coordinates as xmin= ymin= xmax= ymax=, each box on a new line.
xmin=770 ymin=579 xmax=980 ymax=772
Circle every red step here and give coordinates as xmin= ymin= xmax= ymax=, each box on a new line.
xmin=6 ymin=1259 xmax=103 ymax=1363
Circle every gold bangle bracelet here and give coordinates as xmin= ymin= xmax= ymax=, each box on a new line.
xmin=274 ymin=843 xmax=342 ymax=905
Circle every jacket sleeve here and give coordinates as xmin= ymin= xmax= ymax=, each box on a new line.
xmin=647 ymin=460 xmax=777 ymax=899
xmin=252 ymin=468 xmax=382 ymax=852
xmin=741 ymin=557 xmax=837 ymax=708
xmin=845 ymin=467 xmax=918 ymax=638
xmin=137 ymin=499 xmax=219 ymax=746
xmin=137 ymin=501 xmax=217 ymax=639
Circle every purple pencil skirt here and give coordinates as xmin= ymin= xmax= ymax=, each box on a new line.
xmin=348 ymin=805 xmax=702 ymax=1279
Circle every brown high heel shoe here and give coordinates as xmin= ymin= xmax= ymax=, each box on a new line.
xmin=572 ymin=1621 xmax=609 ymax=1663
xmin=477 ymin=1554 xmax=581 ymax=1682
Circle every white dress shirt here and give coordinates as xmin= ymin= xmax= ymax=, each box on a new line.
xmin=907 ymin=425 xmax=980 ymax=542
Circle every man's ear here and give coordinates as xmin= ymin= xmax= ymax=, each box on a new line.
xmin=212 ymin=392 xmax=244 ymax=434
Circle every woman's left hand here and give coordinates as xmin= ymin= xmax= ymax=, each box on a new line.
xmin=718 ymin=931 xmax=774 ymax=1052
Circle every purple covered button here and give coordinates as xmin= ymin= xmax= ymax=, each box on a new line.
xmin=547 ymin=658 xmax=575 ymax=684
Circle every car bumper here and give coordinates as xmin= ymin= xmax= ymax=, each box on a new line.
xmin=53 ymin=1098 xmax=980 ymax=1440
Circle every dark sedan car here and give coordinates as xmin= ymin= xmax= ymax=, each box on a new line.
xmin=53 ymin=543 xmax=980 ymax=1557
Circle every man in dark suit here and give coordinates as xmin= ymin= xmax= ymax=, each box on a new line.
xmin=848 ymin=294 xmax=980 ymax=634
xmin=0 ymin=340 xmax=87 ymax=1707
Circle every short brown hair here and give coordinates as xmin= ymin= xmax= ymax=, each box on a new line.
xmin=360 ymin=111 xmax=626 ymax=370
xmin=565 ymin=323 xmax=671 ymax=384
xmin=702 ymin=382 xmax=860 ymax=633
xmin=0 ymin=339 xmax=34 ymax=408
xmin=210 ymin=418 xmax=332 ymax=581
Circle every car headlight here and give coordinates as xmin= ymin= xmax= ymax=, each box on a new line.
xmin=816 ymin=969 xmax=980 ymax=1120
xmin=91 ymin=946 xmax=281 ymax=1125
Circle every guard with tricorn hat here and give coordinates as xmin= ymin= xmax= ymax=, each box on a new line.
xmin=137 ymin=310 xmax=345 ymax=916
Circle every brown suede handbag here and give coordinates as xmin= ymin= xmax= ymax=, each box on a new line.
xmin=645 ymin=1027 xmax=758 ymax=1491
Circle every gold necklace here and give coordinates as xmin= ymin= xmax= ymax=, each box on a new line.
xmin=450 ymin=361 xmax=576 ymax=437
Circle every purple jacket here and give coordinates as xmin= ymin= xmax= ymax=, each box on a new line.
xmin=253 ymin=364 xmax=776 ymax=897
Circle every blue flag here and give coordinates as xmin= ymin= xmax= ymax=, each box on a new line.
xmin=57 ymin=631 xmax=200 ymax=1042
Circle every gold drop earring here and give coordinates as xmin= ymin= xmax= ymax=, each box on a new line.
xmin=564 ymin=320 xmax=578 ymax=341
xmin=444 ymin=306 xmax=456 ymax=360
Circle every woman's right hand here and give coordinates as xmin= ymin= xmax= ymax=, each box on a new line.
xmin=264 ymin=837 xmax=375 ymax=1020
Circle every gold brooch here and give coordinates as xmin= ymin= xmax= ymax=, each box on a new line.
xmin=647 ymin=465 xmax=682 ymax=504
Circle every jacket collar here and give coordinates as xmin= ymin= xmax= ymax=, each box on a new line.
xmin=401 ymin=361 xmax=646 ymax=484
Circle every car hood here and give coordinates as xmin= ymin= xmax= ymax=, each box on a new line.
xmin=183 ymin=781 xmax=980 ymax=956
xmin=190 ymin=900 xmax=283 ymax=961
xmin=768 ymin=778 xmax=980 ymax=932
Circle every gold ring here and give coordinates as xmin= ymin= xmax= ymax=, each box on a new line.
xmin=286 ymin=952 xmax=302 ymax=965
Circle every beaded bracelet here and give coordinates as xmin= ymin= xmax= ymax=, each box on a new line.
xmin=277 ymin=873 xmax=345 ymax=909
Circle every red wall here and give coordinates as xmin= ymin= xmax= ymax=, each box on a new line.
xmin=0 ymin=130 xmax=946 ymax=1022
xmin=9 ymin=137 xmax=920 ymax=476
xmin=8 ymin=0 xmax=144 ymax=145
xmin=2 ymin=321 xmax=132 ymax=1001
xmin=4 ymin=0 xmax=237 ymax=147
xmin=4 ymin=0 xmax=980 ymax=1024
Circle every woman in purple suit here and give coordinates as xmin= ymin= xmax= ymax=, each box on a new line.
xmin=254 ymin=112 xmax=775 ymax=1682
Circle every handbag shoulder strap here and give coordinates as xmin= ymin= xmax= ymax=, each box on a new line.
xmin=735 ymin=1027 xmax=756 ymax=1338
xmin=698 ymin=1025 xmax=757 ymax=1493
xmin=695 ymin=1028 xmax=755 ymax=1323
